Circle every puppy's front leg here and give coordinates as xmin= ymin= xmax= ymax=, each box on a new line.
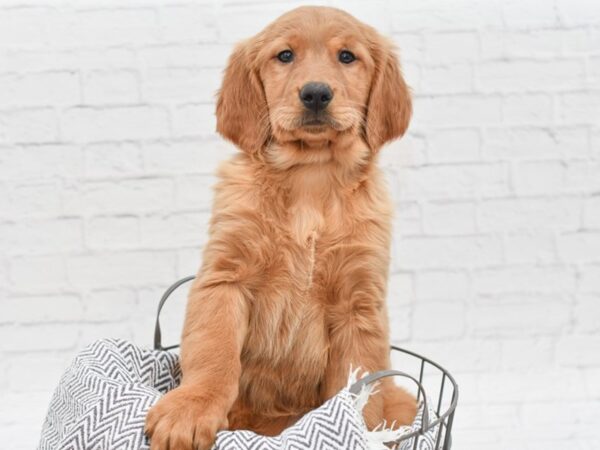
xmin=145 ymin=279 xmax=249 ymax=450
xmin=321 ymin=293 xmax=389 ymax=429
xmin=321 ymin=275 xmax=416 ymax=429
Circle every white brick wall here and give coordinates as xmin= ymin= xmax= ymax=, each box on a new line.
xmin=1 ymin=1 xmax=599 ymax=449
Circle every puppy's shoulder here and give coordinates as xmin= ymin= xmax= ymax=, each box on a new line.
xmin=212 ymin=153 xmax=262 ymax=210
xmin=216 ymin=153 xmax=256 ymax=184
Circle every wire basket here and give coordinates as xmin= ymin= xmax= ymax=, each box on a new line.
xmin=154 ymin=276 xmax=459 ymax=450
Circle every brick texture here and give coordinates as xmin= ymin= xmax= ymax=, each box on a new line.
xmin=1 ymin=1 xmax=599 ymax=449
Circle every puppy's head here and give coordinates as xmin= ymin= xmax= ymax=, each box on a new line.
xmin=216 ymin=6 xmax=411 ymax=159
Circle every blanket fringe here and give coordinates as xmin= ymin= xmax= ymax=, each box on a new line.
xmin=346 ymin=367 xmax=412 ymax=450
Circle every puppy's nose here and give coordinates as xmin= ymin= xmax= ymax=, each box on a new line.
xmin=299 ymin=82 xmax=333 ymax=113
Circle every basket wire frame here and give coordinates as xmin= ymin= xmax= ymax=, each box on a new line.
xmin=154 ymin=276 xmax=459 ymax=450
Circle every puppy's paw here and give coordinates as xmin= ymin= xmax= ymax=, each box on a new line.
xmin=145 ymin=386 xmax=229 ymax=450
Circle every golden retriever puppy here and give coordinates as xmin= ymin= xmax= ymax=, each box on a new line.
xmin=146 ymin=6 xmax=416 ymax=450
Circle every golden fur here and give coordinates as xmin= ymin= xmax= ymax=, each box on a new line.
xmin=146 ymin=6 xmax=415 ymax=450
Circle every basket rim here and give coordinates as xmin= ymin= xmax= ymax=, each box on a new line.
xmin=390 ymin=345 xmax=459 ymax=436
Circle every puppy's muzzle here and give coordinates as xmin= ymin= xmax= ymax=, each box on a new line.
xmin=299 ymin=82 xmax=333 ymax=113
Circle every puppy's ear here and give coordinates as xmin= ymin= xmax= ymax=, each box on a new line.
xmin=365 ymin=40 xmax=412 ymax=151
xmin=216 ymin=39 xmax=270 ymax=153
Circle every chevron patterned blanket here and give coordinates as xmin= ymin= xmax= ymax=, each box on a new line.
xmin=38 ymin=339 xmax=437 ymax=450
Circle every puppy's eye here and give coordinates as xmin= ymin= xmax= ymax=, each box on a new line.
xmin=339 ymin=50 xmax=356 ymax=64
xmin=277 ymin=50 xmax=294 ymax=63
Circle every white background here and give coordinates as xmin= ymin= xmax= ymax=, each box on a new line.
xmin=1 ymin=0 xmax=599 ymax=449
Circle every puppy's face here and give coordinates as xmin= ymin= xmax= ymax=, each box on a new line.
xmin=216 ymin=6 xmax=411 ymax=162
xmin=258 ymin=14 xmax=372 ymax=146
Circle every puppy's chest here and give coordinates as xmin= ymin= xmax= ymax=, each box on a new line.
xmin=287 ymin=201 xmax=346 ymax=290
xmin=251 ymin=201 xmax=350 ymax=338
